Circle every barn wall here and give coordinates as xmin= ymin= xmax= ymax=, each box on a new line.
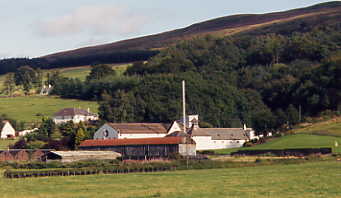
xmin=119 ymin=134 xmax=165 ymax=139
xmin=1 ymin=122 xmax=16 ymax=139
xmin=178 ymin=144 xmax=196 ymax=156
xmin=192 ymin=136 xmax=245 ymax=150
xmin=80 ymin=144 xmax=194 ymax=159
xmin=94 ymin=124 xmax=119 ymax=140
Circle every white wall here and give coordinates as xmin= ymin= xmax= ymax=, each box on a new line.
xmin=93 ymin=124 xmax=119 ymax=140
xmin=192 ymin=136 xmax=245 ymax=150
xmin=167 ymin=121 xmax=182 ymax=134
xmin=119 ymin=133 xmax=165 ymax=139
xmin=1 ymin=122 xmax=16 ymax=139
xmin=53 ymin=115 xmax=98 ymax=124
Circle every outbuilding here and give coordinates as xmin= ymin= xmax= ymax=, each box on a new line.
xmin=0 ymin=121 xmax=16 ymax=139
xmin=79 ymin=136 xmax=196 ymax=159
xmin=93 ymin=123 xmax=169 ymax=140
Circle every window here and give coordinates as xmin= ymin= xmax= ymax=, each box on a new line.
xmin=103 ymin=130 xmax=109 ymax=138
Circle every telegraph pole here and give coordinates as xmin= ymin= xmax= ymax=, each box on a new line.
xmin=182 ymin=80 xmax=186 ymax=133
xmin=182 ymin=80 xmax=189 ymax=168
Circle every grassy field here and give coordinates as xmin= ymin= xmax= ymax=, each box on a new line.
xmin=0 ymin=96 xmax=98 ymax=123
xmin=57 ymin=64 xmax=130 ymax=80
xmin=0 ymin=161 xmax=340 ymax=198
xmin=293 ymin=117 xmax=341 ymax=137
xmin=0 ymin=139 xmax=17 ymax=150
xmin=214 ymin=134 xmax=341 ymax=154
xmin=0 ymin=63 xmax=130 ymax=91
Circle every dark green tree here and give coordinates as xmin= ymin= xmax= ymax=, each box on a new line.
xmin=86 ymin=64 xmax=116 ymax=82
xmin=3 ymin=73 xmax=16 ymax=96
xmin=286 ymin=104 xmax=299 ymax=127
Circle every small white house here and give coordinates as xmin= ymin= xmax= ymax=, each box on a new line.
xmin=93 ymin=123 xmax=168 ymax=140
xmin=53 ymin=108 xmax=98 ymax=124
xmin=0 ymin=121 xmax=16 ymax=139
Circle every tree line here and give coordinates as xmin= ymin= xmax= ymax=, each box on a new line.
xmin=0 ymin=50 xmax=158 ymax=75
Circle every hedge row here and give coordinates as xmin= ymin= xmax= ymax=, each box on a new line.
xmin=4 ymin=157 xmax=325 ymax=179
xmin=4 ymin=166 xmax=175 ymax=179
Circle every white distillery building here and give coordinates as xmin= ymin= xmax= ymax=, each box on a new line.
xmin=53 ymin=108 xmax=98 ymax=124
xmin=0 ymin=121 xmax=16 ymax=139
xmin=93 ymin=123 xmax=169 ymax=140
xmin=167 ymin=115 xmax=256 ymax=151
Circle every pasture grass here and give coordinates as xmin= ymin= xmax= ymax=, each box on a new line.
xmin=49 ymin=63 xmax=130 ymax=81
xmin=0 ymin=96 xmax=98 ymax=123
xmin=293 ymin=117 xmax=341 ymax=137
xmin=214 ymin=134 xmax=341 ymax=154
xmin=0 ymin=139 xmax=17 ymax=150
xmin=0 ymin=63 xmax=130 ymax=92
xmin=0 ymin=161 xmax=340 ymax=198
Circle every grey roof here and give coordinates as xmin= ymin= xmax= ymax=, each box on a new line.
xmin=190 ymin=128 xmax=249 ymax=140
xmin=107 ymin=123 xmax=168 ymax=134
xmin=54 ymin=108 xmax=97 ymax=117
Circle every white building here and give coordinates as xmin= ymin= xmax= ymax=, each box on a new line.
xmin=0 ymin=121 xmax=16 ymax=139
xmin=18 ymin=128 xmax=38 ymax=137
xmin=93 ymin=123 xmax=169 ymax=140
xmin=167 ymin=115 xmax=256 ymax=151
xmin=53 ymin=108 xmax=98 ymax=124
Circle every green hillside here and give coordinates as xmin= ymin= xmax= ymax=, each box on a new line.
xmin=215 ymin=134 xmax=341 ymax=154
xmin=0 ymin=63 xmax=130 ymax=93
xmin=0 ymin=96 xmax=98 ymax=123
xmin=0 ymin=161 xmax=340 ymax=198
xmin=293 ymin=117 xmax=341 ymax=137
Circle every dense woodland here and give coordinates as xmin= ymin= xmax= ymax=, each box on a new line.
xmin=48 ymin=16 xmax=341 ymax=133
xmin=3 ymin=11 xmax=341 ymax=137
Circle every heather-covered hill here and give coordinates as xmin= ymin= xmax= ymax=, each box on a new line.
xmin=1 ymin=1 xmax=341 ymax=74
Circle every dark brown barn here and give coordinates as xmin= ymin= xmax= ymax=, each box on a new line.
xmin=0 ymin=150 xmax=52 ymax=162
xmin=79 ymin=137 xmax=196 ymax=159
xmin=0 ymin=151 xmax=14 ymax=161
xmin=13 ymin=150 xmax=30 ymax=161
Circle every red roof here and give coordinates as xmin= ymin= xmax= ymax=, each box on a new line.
xmin=79 ymin=137 xmax=187 ymax=147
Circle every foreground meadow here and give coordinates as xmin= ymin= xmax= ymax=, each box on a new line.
xmin=0 ymin=161 xmax=340 ymax=198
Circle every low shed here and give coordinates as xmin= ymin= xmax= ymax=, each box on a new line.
xmin=45 ymin=151 xmax=122 ymax=163
xmin=79 ymin=137 xmax=196 ymax=159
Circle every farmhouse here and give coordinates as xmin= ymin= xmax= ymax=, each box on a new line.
xmin=167 ymin=115 xmax=256 ymax=150
xmin=79 ymin=136 xmax=196 ymax=159
xmin=0 ymin=121 xmax=16 ymax=139
xmin=93 ymin=123 xmax=168 ymax=139
xmin=53 ymin=108 xmax=98 ymax=124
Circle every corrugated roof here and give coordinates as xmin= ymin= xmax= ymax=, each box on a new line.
xmin=50 ymin=151 xmax=121 ymax=157
xmin=107 ymin=123 xmax=168 ymax=134
xmin=54 ymin=108 xmax=97 ymax=117
xmin=191 ymin=128 xmax=249 ymax=140
xmin=79 ymin=137 xmax=188 ymax=147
